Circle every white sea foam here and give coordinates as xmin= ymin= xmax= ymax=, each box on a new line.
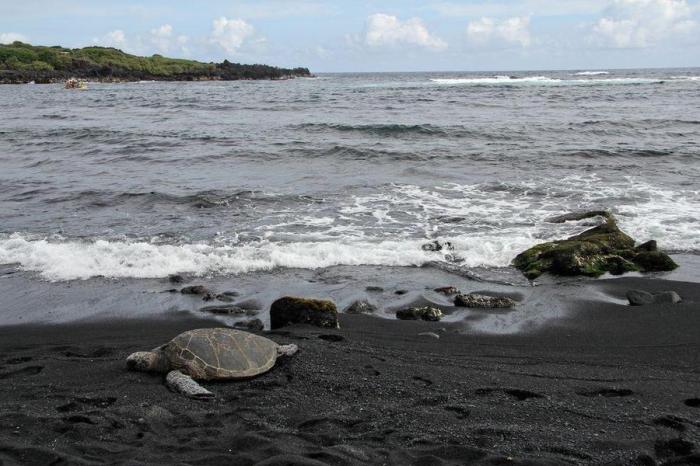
xmin=1 ymin=176 xmax=697 ymax=281
xmin=0 ymin=234 xmax=535 ymax=281
xmin=574 ymin=71 xmax=609 ymax=76
xmin=430 ymin=76 xmax=664 ymax=86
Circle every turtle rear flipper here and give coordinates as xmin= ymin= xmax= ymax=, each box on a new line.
xmin=165 ymin=371 xmax=214 ymax=400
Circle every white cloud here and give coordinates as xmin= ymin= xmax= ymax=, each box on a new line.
xmin=0 ymin=32 xmax=28 ymax=44
xmin=431 ymin=1 xmax=613 ymax=18
xmin=589 ymin=0 xmax=697 ymax=48
xmin=95 ymin=29 xmax=127 ymax=48
xmin=148 ymin=24 xmax=190 ymax=55
xmin=210 ymin=16 xmax=256 ymax=54
xmin=467 ymin=17 xmax=532 ymax=47
xmin=365 ymin=13 xmax=447 ymax=50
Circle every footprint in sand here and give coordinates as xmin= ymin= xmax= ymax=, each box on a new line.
xmin=0 ymin=365 xmax=43 ymax=379
xmin=475 ymin=388 xmax=543 ymax=401
xmin=684 ymin=398 xmax=700 ymax=408
xmin=577 ymin=388 xmax=634 ymax=398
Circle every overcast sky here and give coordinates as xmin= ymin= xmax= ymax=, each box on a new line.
xmin=1 ymin=0 xmax=698 ymax=72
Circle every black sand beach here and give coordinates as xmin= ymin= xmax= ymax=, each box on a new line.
xmin=1 ymin=277 xmax=698 ymax=465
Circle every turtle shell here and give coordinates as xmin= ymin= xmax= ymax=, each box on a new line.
xmin=163 ymin=328 xmax=278 ymax=381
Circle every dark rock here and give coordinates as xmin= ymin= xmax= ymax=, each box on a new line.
xmin=454 ymin=293 xmax=515 ymax=309
xmin=199 ymin=305 xmax=246 ymax=315
xmin=627 ymin=290 xmax=654 ymax=306
xmin=434 ymin=286 xmax=459 ymax=295
xmin=365 ymin=286 xmax=384 ymax=292
xmin=181 ymin=285 xmax=211 ymax=296
xmin=221 ymin=291 xmax=240 ymax=297
xmin=215 ymin=294 xmax=236 ymax=303
xmin=653 ymin=291 xmax=682 ymax=304
xmin=513 ymin=214 xmax=677 ymax=279
xmin=396 ymin=307 xmax=443 ymax=322
xmin=344 ymin=300 xmax=377 ymax=314
xmin=234 ymin=298 xmax=262 ymax=311
xmin=270 ymin=297 xmax=339 ymax=329
xmin=627 ymin=290 xmax=682 ymax=306
xmin=422 ymin=240 xmax=454 ymax=252
xmin=633 ymin=250 xmax=678 ymax=272
xmin=636 ymin=240 xmax=658 ymax=252
xmin=234 ymin=319 xmax=264 ymax=332
xmin=394 ymin=290 xmax=408 ymax=296
xmin=168 ymin=274 xmax=185 ymax=284
xmin=545 ymin=210 xmax=611 ymax=224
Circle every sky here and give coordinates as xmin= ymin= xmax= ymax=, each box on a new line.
xmin=1 ymin=0 xmax=699 ymax=72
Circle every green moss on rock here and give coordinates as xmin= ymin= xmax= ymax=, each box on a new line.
xmin=513 ymin=212 xmax=677 ymax=279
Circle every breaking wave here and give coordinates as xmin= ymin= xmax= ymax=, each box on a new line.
xmin=430 ymin=76 xmax=666 ymax=86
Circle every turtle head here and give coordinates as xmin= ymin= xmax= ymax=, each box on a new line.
xmin=126 ymin=351 xmax=168 ymax=373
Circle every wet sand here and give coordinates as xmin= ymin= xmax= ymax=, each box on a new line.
xmin=0 ymin=277 xmax=699 ymax=465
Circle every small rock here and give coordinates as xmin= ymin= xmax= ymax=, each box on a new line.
xmin=270 ymin=297 xmax=339 ymax=329
xmin=234 ymin=318 xmax=264 ymax=332
xmin=215 ymin=294 xmax=236 ymax=303
xmin=418 ymin=332 xmax=440 ymax=339
xmin=396 ymin=306 xmax=443 ymax=322
xmin=181 ymin=285 xmax=211 ymax=296
xmin=434 ymin=286 xmax=459 ymax=295
xmin=366 ymin=286 xmax=384 ymax=292
xmin=168 ymin=274 xmax=184 ymax=284
xmin=344 ymin=300 xmax=378 ymax=314
xmin=245 ymin=309 xmax=260 ymax=316
xmin=221 ymin=291 xmax=240 ymax=297
xmin=653 ymin=291 xmax=682 ymax=304
xmin=199 ymin=305 xmax=246 ymax=315
xmin=635 ymin=240 xmax=658 ymax=252
xmin=454 ymin=293 xmax=515 ymax=309
xmin=394 ymin=290 xmax=408 ymax=296
xmin=627 ymin=290 xmax=654 ymax=306
xmin=422 ymin=240 xmax=454 ymax=252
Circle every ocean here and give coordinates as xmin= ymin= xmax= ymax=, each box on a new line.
xmin=1 ymin=69 xmax=699 ymax=324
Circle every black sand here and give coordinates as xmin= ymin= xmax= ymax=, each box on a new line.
xmin=1 ymin=277 xmax=699 ymax=465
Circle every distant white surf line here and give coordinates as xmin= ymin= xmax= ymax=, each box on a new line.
xmin=0 ymin=234 xmax=535 ymax=281
xmin=430 ymin=76 xmax=664 ymax=86
xmin=574 ymin=71 xmax=609 ymax=76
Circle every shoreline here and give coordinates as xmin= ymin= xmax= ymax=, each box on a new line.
xmin=0 ymin=276 xmax=698 ymax=464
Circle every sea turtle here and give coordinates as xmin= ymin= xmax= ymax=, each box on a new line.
xmin=126 ymin=328 xmax=298 ymax=399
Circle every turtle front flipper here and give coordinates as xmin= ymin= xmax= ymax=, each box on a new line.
xmin=165 ymin=370 xmax=214 ymax=400
xmin=276 ymin=344 xmax=298 ymax=357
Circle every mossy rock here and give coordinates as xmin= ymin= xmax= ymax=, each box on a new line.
xmin=270 ymin=297 xmax=339 ymax=329
xmin=513 ymin=213 xmax=677 ymax=279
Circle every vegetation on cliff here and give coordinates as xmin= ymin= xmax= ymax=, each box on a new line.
xmin=0 ymin=42 xmax=311 ymax=83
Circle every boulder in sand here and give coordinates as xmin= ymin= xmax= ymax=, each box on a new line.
xmin=344 ymin=300 xmax=377 ymax=315
xmin=270 ymin=297 xmax=339 ymax=329
xmin=396 ymin=306 xmax=443 ymax=322
xmin=454 ymin=293 xmax=515 ymax=309
xmin=627 ymin=290 xmax=682 ymax=306
xmin=513 ymin=212 xmax=677 ymax=280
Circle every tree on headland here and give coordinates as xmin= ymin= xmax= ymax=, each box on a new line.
xmin=0 ymin=42 xmax=311 ymax=84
